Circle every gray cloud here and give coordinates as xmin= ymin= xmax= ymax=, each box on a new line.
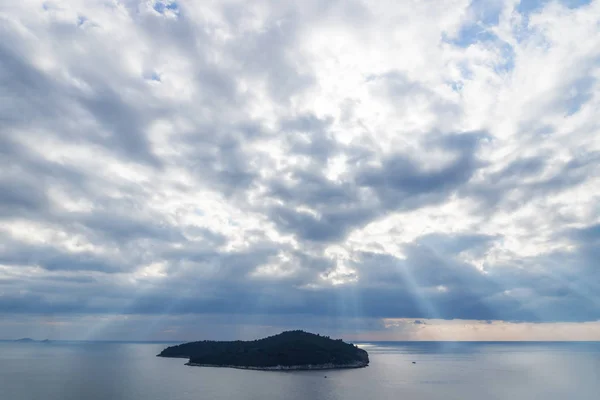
xmin=357 ymin=132 xmax=486 ymax=209
xmin=2 ymin=223 xmax=598 ymax=322
xmin=0 ymin=176 xmax=49 ymax=216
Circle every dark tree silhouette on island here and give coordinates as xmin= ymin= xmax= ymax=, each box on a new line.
xmin=158 ymin=330 xmax=369 ymax=370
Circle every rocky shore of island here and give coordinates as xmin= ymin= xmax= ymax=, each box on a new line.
xmin=184 ymin=360 xmax=369 ymax=371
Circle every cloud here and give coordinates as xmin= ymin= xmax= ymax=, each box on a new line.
xmin=0 ymin=0 xmax=599 ymax=339
xmin=379 ymin=318 xmax=600 ymax=341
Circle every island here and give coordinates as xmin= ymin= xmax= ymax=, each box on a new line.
xmin=157 ymin=330 xmax=369 ymax=371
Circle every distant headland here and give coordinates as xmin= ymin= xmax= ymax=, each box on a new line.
xmin=157 ymin=330 xmax=369 ymax=371
xmin=13 ymin=338 xmax=51 ymax=343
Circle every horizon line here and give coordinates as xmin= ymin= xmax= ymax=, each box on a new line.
xmin=3 ymin=339 xmax=600 ymax=343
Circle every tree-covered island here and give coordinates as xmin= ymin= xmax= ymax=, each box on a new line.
xmin=157 ymin=330 xmax=369 ymax=370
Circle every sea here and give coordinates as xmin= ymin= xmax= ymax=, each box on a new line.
xmin=1 ymin=341 xmax=599 ymax=400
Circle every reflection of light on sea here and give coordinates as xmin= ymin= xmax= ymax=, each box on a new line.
xmin=356 ymin=343 xmax=375 ymax=348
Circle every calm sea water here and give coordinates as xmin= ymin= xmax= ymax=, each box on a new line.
xmin=1 ymin=341 xmax=599 ymax=400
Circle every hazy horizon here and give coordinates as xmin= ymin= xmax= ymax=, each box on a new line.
xmin=4 ymin=338 xmax=600 ymax=343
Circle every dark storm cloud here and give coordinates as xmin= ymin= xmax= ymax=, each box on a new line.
xmin=356 ymin=132 xmax=486 ymax=209
xmin=265 ymin=131 xmax=487 ymax=242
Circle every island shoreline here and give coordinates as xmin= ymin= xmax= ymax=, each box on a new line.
xmin=184 ymin=361 xmax=369 ymax=371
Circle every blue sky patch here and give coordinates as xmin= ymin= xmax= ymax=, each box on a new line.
xmin=153 ymin=1 xmax=179 ymax=15
xmin=446 ymin=24 xmax=497 ymax=47
xmin=517 ymin=0 xmax=592 ymax=14
xmin=144 ymin=71 xmax=162 ymax=82
xmin=469 ymin=0 xmax=504 ymax=26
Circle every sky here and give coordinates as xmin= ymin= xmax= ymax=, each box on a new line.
xmin=1 ymin=0 xmax=599 ymax=342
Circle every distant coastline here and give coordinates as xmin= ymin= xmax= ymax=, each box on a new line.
xmin=12 ymin=338 xmax=51 ymax=343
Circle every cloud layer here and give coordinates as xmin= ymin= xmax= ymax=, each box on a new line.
xmin=1 ymin=0 xmax=599 ymax=338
